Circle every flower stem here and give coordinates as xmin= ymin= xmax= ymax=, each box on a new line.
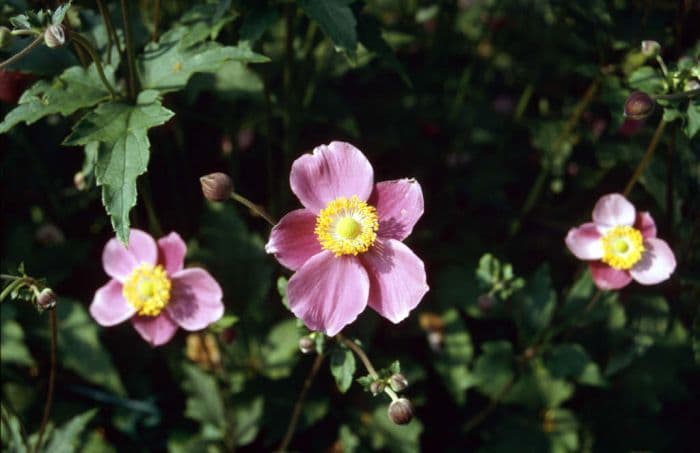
xmin=0 ymin=35 xmax=43 ymax=70
xmin=653 ymin=88 xmax=700 ymax=101
xmin=230 ymin=193 xmax=277 ymax=226
xmin=70 ymin=33 xmax=118 ymax=99
xmin=120 ymin=0 xmax=138 ymax=101
xmin=96 ymin=0 xmax=120 ymax=63
xmin=337 ymin=334 xmax=378 ymax=378
xmin=137 ymin=177 xmax=163 ymax=237
xmin=277 ymin=353 xmax=324 ymax=452
xmin=152 ymin=0 xmax=161 ymax=42
xmin=623 ymin=118 xmax=666 ymax=196
xmin=33 ymin=309 xmax=57 ymax=453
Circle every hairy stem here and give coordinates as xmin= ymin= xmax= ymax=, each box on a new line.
xmin=230 ymin=193 xmax=277 ymax=226
xmin=0 ymin=35 xmax=43 ymax=70
xmin=623 ymin=118 xmax=666 ymax=196
xmin=34 ymin=309 xmax=57 ymax=453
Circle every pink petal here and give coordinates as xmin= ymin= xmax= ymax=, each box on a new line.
xmin=102 ymin=229 xmax=157 ymax=281
xmin=158 ymin=232 xmax=187 ymax=275
xmin=630 ymin=238 xmax=676 ymax=285
xmin=287 ymin=251 xmax=369 ymax=336
xmin=565 ymin=223 xmax=604 ymax=260
xmin=361 ymin=239 xmax=429 ymax=324
xmin=592 ymin=193 xmax=636 ymax=227
xmin=290 ymin=141 xmax=374 ymax=213
xmin=370 ymin=179 xmax=424 ymax=241
xmin=131 ymin=313 xmax=179 ymax=346
xmin=634 ymin=212 xmax=657 ymax=239
xmin=89 ymin=279 xmax=135 ymax=326
xmin=166 ymin=268 xmax=224 ymax=330
xmin=265 ymin=209 xmax=322 ymax=271
xmin=589 ymin=261 xmax=632 ymax=290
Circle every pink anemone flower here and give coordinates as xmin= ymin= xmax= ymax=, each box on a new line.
xmin=90 ymin=229 xmax=224 ymax=346
xmin=565 ymin=193 xmax=676 ymax=290
xmin=265 ymin=141 xmax=429 ymax=335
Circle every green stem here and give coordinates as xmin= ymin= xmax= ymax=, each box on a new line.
xmin=33 ymin=309 xmax=57 ymax=453
xmin=138 ymin=178 xmax=163 ymax=237
xmin=230 ymin=193 xmax=276 ymax=226
xmin=623 ymin=118 xmax=666 ymax=196
xmin=0 ymin=35 xmax=43 ymax=70
xmin=120 ymin=0 xmax=138 ymax=101
xmin=337 ymin=334 xmax=378 ymax=378
xmin=656 ymin=55 xmax=669 ymax=79
xmin=70 ymin=33 xmax=118 ymax=99
xmin=653 ymin=88 xmax=700 ymax=101
xmin=96 ymin=0 xmax=120 ymax=63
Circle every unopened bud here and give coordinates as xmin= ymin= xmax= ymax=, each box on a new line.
xmin=44 ymin=24 xmax=66 ymax=48
xmin=370 ymin=380 xmax=385 ymax=395
xmin=37 ymin=288 xmax=57 ymax=309
xmin=641 ymin=40 xmax=660 ymax=57
xmin=73 ymin=171 xmax=86 ymax=190
xmin=389 ymin=373 xmax=408 ymax=392
xmin=0 ymin=27 xmax=14 ymax=49
xmin=299 ymin=336 xmax=315 ymax=354
xmin=624 ymin=91 xmax=655 ymax=120
xmin=388 ymin=398 xmax=414 ymax=425
xmin=200 ymin=172 xmax=233 ymax=201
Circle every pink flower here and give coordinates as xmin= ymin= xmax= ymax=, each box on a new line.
xmin=90 ymin=229 xmax=224 ymax=346
xmin=565 ymin=193 xmax=676 ymax=290
xmin=265 ymin=142 xmax=429 ymax=335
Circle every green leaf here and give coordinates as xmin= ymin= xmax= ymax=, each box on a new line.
xmin=543 ymin=344 xmax=606 ymax=387
xmin=468 ymin=341 xmax=514 ymax=399
xmin=1 ymin=305 xmax=35 ymax=367
xmin=628 ymin=66 xmax=667 ymax=94
xmin=515 ymin=264 xmax=556 ymax=342
xmin=277 ymin=276 xmax=289 ymax=309
xmin=138 ymin=27 xmax=268 ymax=94
xmin=52 ymin=1 xmax=71 ymax=25
xmin=177 ymin=0 xmax=238 ymax=48
xmin=233 ymin=396 xmax=264 ymax=446
xmin=338 ymin=425 xmax=360 ymax=453
xmin=330 ymin=346 xmax=356 ymax=393
xmin=693 ymin=307 xmax=700 ymax=364
xmin=433 ymin=308 xmax=473 ymax=405
xmin=356 ymin=13 xmax=411 ymax=87
xmin=298 ymin=0 xmax=357 ymax=52
xmin=239 ymin=5 xmax=280 ymax=43
xmin=1 ymin=404 xmax=27 ymax=453
xmin=506 ymin=360 xmax=574 ymax=409
xmin=182 ymin=364 xmax=225 ymax=437
xmin=260 ymin=319 xmax=300 ymax=379
xmin=55 ymin=299 xmax=125 ymax=394
xmin=685 ymin=100 xmax=700 ymax=138
xmin=63 ymin=91 xmax=174 ymax=244
xmin=0 ymin=63 xmax=115 ymax=134
xmin=44 ymin=409 xmax=98 ymax=453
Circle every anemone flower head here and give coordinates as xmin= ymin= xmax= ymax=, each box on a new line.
xmin=565 ymin=193 xmax=676 ymax=290
xmin=90 ymin=229 xmax=224 ymax=346
xmin=265 ymin=141 xmax=429 ymax=335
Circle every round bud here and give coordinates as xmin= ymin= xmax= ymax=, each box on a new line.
xmin=370 ymin=380 xmax=385 ymax=395
xmin=37 ymin=288 xmax=57 ymax=310
xmin=624 ymin=91 xmax=655 ymax=120
xmin=641 ymin=40 xmax=660 ymax=57
xmin=389 ymin=373 xmax=408 ymax=392
xmin=200 ymin=172 xmax=234 ymax=201
xmin=0 ymin=26 xmax=14 ymax=49
xmin=44 ymin=24 xmax=66 ymax=48
xmin=388 ymin=398 xmax=414 ymax=425
xmin=298 ymin=336 xmax=315 ymax=354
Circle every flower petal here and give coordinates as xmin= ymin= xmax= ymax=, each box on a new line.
xmin=592 ymin=193 xmax=636 ymax=227
xmin=166 ymin=268 xmax=224 ymax=330
xmin=589 ymin=261 xmax=632 ymax=290
xmin=287 ymin=251 xmax=369 ymax=336
xmin=630 ymin=238 xmax=676 ymax=285
xmin=565 ymin=223 xmax=604 ymax=260
xmin=102 ymin=229 xmax=158 ymax=281
xmin=370 ymin=179 xmax=424 ymax=241
xmin=89 ymin=279 xmax=135 ymax=326
xmin=265 ymin=209 xmax=322 ymax=271
xmin=290 ymin=141 xmax=374 ymax=213
xmin=131 ymin=314 xmax=179 ymax=346
xmin=158 ymin=232 xmax=187 ymax=274
xmin=361 ymin=239 xmax=429 ymax=324
xmin=634 ymin=211 xmax=657 ymax=239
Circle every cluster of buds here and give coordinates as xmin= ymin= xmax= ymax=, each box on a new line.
xmin=365 ymin=371 xmax=414 ymax=425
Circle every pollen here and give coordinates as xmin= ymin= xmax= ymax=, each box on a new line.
xmin=600 ymin=226 xmax=645 ymax=270
xmin=315 ymin=196 xmax=379 ymax=256
xmin=122 ymin=264 xmax=172 ymax=316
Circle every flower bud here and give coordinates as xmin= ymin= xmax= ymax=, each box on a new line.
xmin=641 ymin=40 xmax=660 ymax=57
xmin=200 ymin=172 xmax=234 ymax=201
xmin=389 ymin=373 xmax=408 ymax=392
xmin=624 ymin=91 xmax=655 ymax=120
xmin=0 ymin=26 xmax=14 ymax=49
xmin=388 ymin=398 xmax=414 ymax=425
xmin=370 ymin=380 xmax=385 ymax=395
xmin=37 ymin=288 xmax=57 ymax=310
xmin=44 ymin=24 xmax=66 ymax=48
xmin=298 ymin=336 xmax=315 ymax=354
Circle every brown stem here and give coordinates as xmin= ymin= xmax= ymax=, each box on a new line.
xmin=277 ymin=353 xmax=324 ymax=452
xmin=337 ymin=334 xmax=378 ymax=378
xmin=623 ymin=118 xmax=666 ymax=196
xmin=0 ymin=35 xmax=43 ymax=70
xmin=120 ymin=0 xmax=138 ymax=101
xmin=34 ymin=309 xmax=57 ymax=453
xmin=152 ymin=0 xmax=161 ymax=42
xmin=230 ymin=193 xmax=277 ymax=226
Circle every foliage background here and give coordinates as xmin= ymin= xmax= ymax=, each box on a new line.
xmin=1 ymin=0 xmax=699 ymax=451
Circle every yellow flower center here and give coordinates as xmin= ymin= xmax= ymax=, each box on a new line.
xmin=315 ymin=196 xmax=379 ymax=256
xmin=122 ymin=264 xmax=172 ymax=316
xmin=600 ymin=226 xmax=645 ymax=270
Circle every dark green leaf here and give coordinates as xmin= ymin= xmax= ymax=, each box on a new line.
xmin=1 ymin=305 xmax=35 ymax=367
xmin=685 ymin=100 xmax=700 ymax=138
xmin=515 ymin=264 xmax=556 ymax=341
xmin=628 ymin=66 xmax=666 ymax=94
xmin=298 ymin=0 xmax=357 ymax=52
xmin=693 ymin=308 xmax=700 ymax=364
xmin=468 ymin=341 xmax=514 ymax=399
xmin=543 ymin=343 xmax=606 ymax=387
xmin=260 ymin=319 xmax=300 ymax=379
xmin=330 ymin=347 xmax=356 ymax=393
xmin=44 ymin=409 xmax=97 ymax=453
xmin=233 ymin=397 xmax=264 ymax=446
xmin=239 ymin=6 xmax=280 ymax=43
xmin=433 ymin=308 xmax=473 ymax=405
xmin=277 ymin=276 xmax=289 ymax=309
xmin=506 ymin=361 xmax=574 ymax=409
xmin=356 ymin=13 xmax=411 ymax=87
xmin=182 ymin=364 xmax=225 ymax=437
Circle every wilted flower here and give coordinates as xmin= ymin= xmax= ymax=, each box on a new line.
xmin=90 ymin=229 xmax=224 ymax=346
xmin=565 ymin=193 xmax=676 ymax=290
xmin=266 ymin=142 xmax=428 ymax=335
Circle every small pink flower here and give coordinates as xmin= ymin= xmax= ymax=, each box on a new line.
xmin=265 ymin=142 xmax=429 ymax=335
xmin=565 ymin=193 xmax=676 ymax=290
xmin=90 ymin=229 xmax=224 ymax=346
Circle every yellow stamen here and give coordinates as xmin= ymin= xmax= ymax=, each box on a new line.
xmin=315 ymin=196 xmax=379 ymax=256
xmin=601 ymin=226 xmax=645 ymax=270
xmin=122 ymin=264 xmax=171 ymax=316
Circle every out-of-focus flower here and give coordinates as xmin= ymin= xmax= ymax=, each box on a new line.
xmin=565 ymin=193 xmax=676 ymax=290
xmin=266 ymin=142 xmax=428 ymax=335
xmin=90 ymin=229 xmax=224 ymax=346
xmin=186 ymin=333 xmax=221 ymax=370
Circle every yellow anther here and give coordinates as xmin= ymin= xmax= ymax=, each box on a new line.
xmin=601 ymin=226 xmax=645 ymax=270
xmin=122 ymin=264 xmax=172 ymax=316
xmin=315 ymin=196 xmax=379 ymax=256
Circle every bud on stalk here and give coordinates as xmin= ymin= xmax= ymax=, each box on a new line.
xmin=388 ymin=398 xmax=414 ymax=425
xmin=200 ymin=172 xmax=234 ymax=201
xmin=44 ymin=24 xmax=66 ymax=48
xmin=37 ymin=288 xmax=57 ymax=309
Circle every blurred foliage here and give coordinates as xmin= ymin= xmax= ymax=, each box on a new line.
xmin=2 ymin=0 xmax=699 ymax=452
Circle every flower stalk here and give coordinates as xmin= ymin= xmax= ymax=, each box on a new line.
xmin=70 ymin=32 xmax=118 ymax=99
xmin=0 ymin=35 xmax=43 ymax=70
